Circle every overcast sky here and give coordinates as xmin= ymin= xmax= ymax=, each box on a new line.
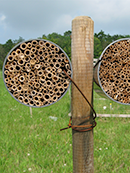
xmin=0 ymin=0 xmax=130 ymax=44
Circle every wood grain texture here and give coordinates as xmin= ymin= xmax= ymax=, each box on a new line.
xmin=71 ymin=16 xmax=94 ymax=173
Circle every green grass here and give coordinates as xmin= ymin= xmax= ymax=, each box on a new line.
xmin=0 ymin=71 xmax=130 ymax=172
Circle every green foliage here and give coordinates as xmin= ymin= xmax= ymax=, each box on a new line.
xmin=94 ymin=37 xmax=102 ymax=59
xmin=13 ymin=36 xmax=25 ymax=44
xmin=3 ymin=39 xmax=15 ymax=53
xmin=0 ymin=44 xmax=5 ymax=69
xmin=0 ymin=30 xmax=130 ymax=69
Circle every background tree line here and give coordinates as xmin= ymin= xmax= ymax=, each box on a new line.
xmin=0 ymin=30 xmax=130 ymax=69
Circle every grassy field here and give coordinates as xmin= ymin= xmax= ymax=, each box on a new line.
xmin=0 ymin=71 xmax=130 ymax=173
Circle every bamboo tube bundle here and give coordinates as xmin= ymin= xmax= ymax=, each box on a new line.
xmin=3 ymin=39 xmax=72 ymax=107
xmin=94 ymin=38 xmax=130 ymax=105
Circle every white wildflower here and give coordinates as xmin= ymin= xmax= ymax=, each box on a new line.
xmin=103 ymin=106 xmax=107 ymax=110
xmin=28 ymin=168 xmax=32 ymax=171
xmin=49 ymin=116 xmax=57 ymax=121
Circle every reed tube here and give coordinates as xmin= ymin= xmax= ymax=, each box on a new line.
xmin=3 ymin=39 xmax=72 ymax=107
xmin=94 ymin=38 xmax=130 ymax=105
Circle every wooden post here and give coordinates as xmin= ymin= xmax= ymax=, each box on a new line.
xmin=71 ymin=16 xmax=94 ymax=173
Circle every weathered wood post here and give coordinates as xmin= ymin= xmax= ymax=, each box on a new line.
xmin=71 ymin=16 xmax=94 ymax=173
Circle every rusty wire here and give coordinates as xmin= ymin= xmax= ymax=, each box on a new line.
xmin=60 ymin=69 xmax=97 ymax=132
